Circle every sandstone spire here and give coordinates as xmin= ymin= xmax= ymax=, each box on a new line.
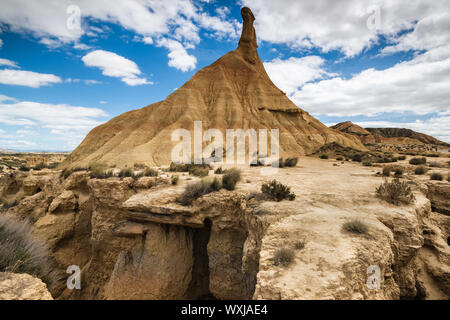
xmin=63 ymin=7 xmax=364 ymax=168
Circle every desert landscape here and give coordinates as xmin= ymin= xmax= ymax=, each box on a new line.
xmin=0 ymin=1 xmax=449 ymax=304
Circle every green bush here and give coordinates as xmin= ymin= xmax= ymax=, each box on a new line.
xmin=0 ymin=214 xmax=54 ymax=285
xmin=414 ymin=166 xmax=427 ymax=175
xmin=409 ymin=157 xmax=426 ymax=165
xmin=171 ymin=175 xmax=179 ymax=185
xmin=273 ymin=248 xmax=295 ymax=267
xmin=319 ymin=154 xmax=329 ymax=159
xmin=342 ymin=220 xmax=368 ymax=234
xmin=222 ymin=168 xmax=241 ymax=190
xmin=143 ymin=168 xmax=158 ymax=177
xmin=261 ymin=180 xmax=296 ymax=201
xmin=382 ymin=166 xmax=391 ymax=177
xmin=430 ymin=173 xmax=443 ymax=181
xmin=284 ymin=157 xmax=298 ymax=167
xmin=177 ymin=178 xmax=221 ymax=206
xmin=376 ymin=178 xmax=415 ymax=205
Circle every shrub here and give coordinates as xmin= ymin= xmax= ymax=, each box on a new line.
xmin=261 ymin=180 xmax=296 ymax=201
xmin=47 ymin=162 xmax=59 ymax=169
xmin=351 ymin=154 xmax=363 ymax=162
xmin=409 ymin=157 xmax=426 ymax=165
xmin=273 ymin=248 xmax=295 ymax=267
xmin=177 ymin=178 xmax=221 ymax=206
xmin=447 ymin=174 xmax=450 ymax=182
xmin=61 ymin=168 xmax=73 ymax=179
xmin=382 ymin=166 xmax=391 ymax=177
xmin=171 ymin=175 xmax=179 ymax=185
xmin=394 ymin=168 xmax=404 ymax=177
xmin=19 ymin=165 xmax=30 ymax=172
xmin=0 ymin=214 xmax=54 ymax=285
xmin=143 ymin=168 xmax=158 ymax=177
xmin=376 ymin=178 xmax=415 ymax=205
xmin=414 ymin=166 xmax=427 ymax=175
xmin=222 ymin=168 xmax=241 ymax=190
xmin=133 ymin=163 xmax=147 ymax=169
xmin=397 ymin=155 xmax=406 ymax=161
xmin=284 ymin=157 xmax=298 ymax=167
xmin=33 ymin=162 xmax=47 ymax=171
xmin=278 ymin=158 xmax=285 ymax=168
xmin=319 ymin=154 xmax=328 ymax=159
xmin=214 ymin=167 xmax=224 ymax=174
xmin=90 ymin=168 xmax=113 ymax=179
xmin=294 ymin=240 xmax=306 ymax=250
xmin=342 ymin=220 xmax=368 ymax=234
xmin=430 ymin=173 xmax=443 ymax=181
xmin=336 ymin=156 xmax=343 ymax=161
xmin=362 ymin=161 xmax=372 ymax=167
xmin=190 ymin=167 xmax=209 ymax=177
xmin=118 ymin=168 xmax=133 ymax=178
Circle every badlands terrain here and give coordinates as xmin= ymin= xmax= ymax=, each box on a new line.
xmin=0 ymin=7 xmax=449 ymax=300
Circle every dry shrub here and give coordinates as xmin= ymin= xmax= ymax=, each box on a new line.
xmin=342 ymin=220 xmax=368 ymax=234
xmin=143 ymin=168 xmax=158 ymax=177
xmin=171 ymin=175 xmax=179 ymax=185
xmin=177 ymin=177 xmax=221 ymax=206
xmin=261 ymin=180 xmax=296 ymax=202
xmin=273 ymin=247 xmax=295 ymax=267
xmin=430 ymin=172 xmax=443 ymax=181
xmin=222 ymin=168 xmax=241 ymax=190
xmin=0 ymin=214 xmax=54 ymax=285
xmin=409 ymin=157 xmax=426 ymax=165
xmin=414 ymin=166 xmax=427 ymax=175
xmin=284 ymin=157 xmax=298 ymax=167
xmin=376 ymin=178 xmax=415 ymax=205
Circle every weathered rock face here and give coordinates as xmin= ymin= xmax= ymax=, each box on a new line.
xmin=63 ymin=7 xmax=363 ymax=169
xmin=0 ymin=273 xmax=53 ymax=300
xmin=1 ymin=157 xmax=449 ymax=300
xmin=426 ymin=182 xmax=450 ymax=216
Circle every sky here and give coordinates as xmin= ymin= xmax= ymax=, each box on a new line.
xmin=0 ymin=0 xmax=449 ymax=152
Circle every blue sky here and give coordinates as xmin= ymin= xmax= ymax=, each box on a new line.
xmin=0 ymin=0 xmax=449 ymax=151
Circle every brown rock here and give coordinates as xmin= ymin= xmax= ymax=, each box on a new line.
xmin=0 ymin=273 xmax=53 ymax=300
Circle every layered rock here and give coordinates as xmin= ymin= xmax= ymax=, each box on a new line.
xmin=0 ymin=273 xmax=53 ymax=300
xmin=63 ymin=7 xmax=363 ymax=169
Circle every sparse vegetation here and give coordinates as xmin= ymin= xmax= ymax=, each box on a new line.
xmin=362 ymin=161 xmax=372 ymax=166
xmin=396 ymin=155 xmax=406 ymax=161
xmin=143 ymin=168 xmax=158 ymax=177
xmin=177 ymin=177 xmax=222 ymax=206
xmin=351 ymin=154 xmax=363 ymax=162
xmin=414 ymin=166 xmax=427 ymax=175
xmin=214 ymin=167 xmax=224 ymax=174
xmin=336 ymin=156 xmax=343 ymax=161
xmin=90 ymin=168 xmax=114 ymax=179
xmin=409 ymin=157 xmax=426 ymax=165
xmin=171 ymin=175 xmax=179 ymax=185
xmin=376 ymin=178 xmax=415 ymax=205
xmin=394 ymin=167 xmax=404 ymax=177
xmin=222 ymin=168 xmax=241 ymax=190
xmin=273 ymin=247 xmax=295 ymax=267
xmin=342 ymin=220 xmax=368 ymax=234
xmin=319 ymin=154 xmax=329 ymax=159
xmin=118 ymin=168 xmax=133 ymax=178
xmin=190 ymin=167 xmax=209 ymax=177
xmin=0 ymin=214 xmax=54 ymax=285
xmin=19 ymin=165 xmax=30 ymax=172
xmin=294 ymin=240 xmax=306 ymax=250
xmin=261 ymin=180 xmax=296 ymax=202
xmin=382 ymin=166 xmax=391 ymax=177
xmin=430 ymin=173 xmax=443 ymax=181
xmin=284 ymin=157 xmax=298 ymax=167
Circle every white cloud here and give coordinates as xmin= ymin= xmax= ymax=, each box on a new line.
xmin=288 ymin=48 xmax=450 ymax=117
xmin=0 ymin=97 xmax=108 ymax=148
xmin=264 ymin=56 xmax=333 ymax=95
xmin=353 ymin=117 xmax=450 ymax=144
xmin=0 ymin=58 xmax=19 ymax=68
xmin=242 ymin=0 xmax=450 ymax=57
xmin=82 ymin=50 xmax=151 ymax=86
xmin=157 ymin=38 xmax=197 ymax=72
xmin=0 ymin=69 xmax=62 ymax=88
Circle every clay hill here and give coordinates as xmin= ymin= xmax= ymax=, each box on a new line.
xmin=331 ymin=121 xmax=449 ymax=147
xmin=63 ymin=7 xmax=363 ymax=169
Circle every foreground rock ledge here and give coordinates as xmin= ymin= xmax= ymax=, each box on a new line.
xmin=0 ymin=273 xmax=53 ymax=300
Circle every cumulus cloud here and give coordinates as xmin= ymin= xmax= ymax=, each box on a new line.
xmin=157 ymin=38 xmax=197 ymax=72
xmin=82 ymin=50 xmax=151 ymax=86
xmin=0 ymin=97 xmax=108 ymax=149
xmin=242 ymin=0 xmax=450 ymax=57
xmin=287 ymin=47 xmax=450 ymax=117
xmin=0 ymin=69 xmax=62 ymax=87
xmin=264 ymin=56 xmax=333 ymax=95
xmin=0 ymin=58 xmax=19 ymax=68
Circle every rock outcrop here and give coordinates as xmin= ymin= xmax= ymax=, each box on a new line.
xmin=63 ymin=7 xmax=363 ymax=169
xmin=0 ymin=273 xmax=53 ymax=300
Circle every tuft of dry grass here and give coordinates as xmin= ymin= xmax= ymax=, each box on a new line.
xmin=0 ymin=214 xmax=54 ymax=285
xmin=261 ymin=180 xmax=295 ymax=202
xmin=273 ymin=247 xmax=295 ymax=267
xmin=430 ymin=172 xmax=443 ymax=181
xmin=222 ymin=168 xmax=241 ymax=190
xmin=376 ymin=178 xmax=415 ymax=205
xmin=177 ymin=177 xmax=222 ymax=206
xmin=342 ymin=220 xmax=368 ymax=234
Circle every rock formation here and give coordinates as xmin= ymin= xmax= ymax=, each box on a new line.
xmin=63 ymin=7 xmax=363 ymax=169
xmin=0 ymin=273 xmax=53 ymax=300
